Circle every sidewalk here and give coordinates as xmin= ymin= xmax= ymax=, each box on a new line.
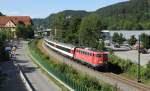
xmin=0 ymin=61 xmax=27 ymax=91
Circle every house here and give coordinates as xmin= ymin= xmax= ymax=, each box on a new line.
xmin=0 ymin=16 xmax=32 ymax=38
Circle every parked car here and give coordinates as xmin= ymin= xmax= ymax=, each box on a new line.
xmin=134 ymin=42 xmax=143 ymax=50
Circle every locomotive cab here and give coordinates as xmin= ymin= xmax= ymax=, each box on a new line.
xmin=94 ymin=52 xmax=109 ymax=66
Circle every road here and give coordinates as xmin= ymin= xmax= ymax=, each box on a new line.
xmin=114 ymin=50 xmax=150 ymax=66
xmin=14 ymin=41 xmax=61 ymax=91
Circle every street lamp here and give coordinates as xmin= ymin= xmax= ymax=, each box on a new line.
xmin=137 ymin=35 xmax=141 ymax=83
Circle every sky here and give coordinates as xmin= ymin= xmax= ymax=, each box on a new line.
xmin=0 ymin=0 xmax=128 ymax=18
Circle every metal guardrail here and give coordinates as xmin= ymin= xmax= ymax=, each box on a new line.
xmin=18 ymin=65 xmax=35 ymax=91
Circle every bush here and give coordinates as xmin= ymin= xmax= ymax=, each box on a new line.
xmin=109 ymin=54 xmax=150 ymax=83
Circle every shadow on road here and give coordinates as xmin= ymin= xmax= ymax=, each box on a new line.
xmin=0 ymin=61 xmax=27 ymax=91
xmin=21 ymin=65 xmax=38 ymax=73
xmin=14 ymin=60 xmax=28 ymax=64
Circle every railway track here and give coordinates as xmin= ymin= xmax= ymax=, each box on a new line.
xmin=103 ymin=73 xmax=150 ymax=91
xmin=41 ymin=40 xmax=150 ymax=91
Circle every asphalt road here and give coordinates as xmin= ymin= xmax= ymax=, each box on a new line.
xmin=114 ymin=50 xmax=150 ymax=66
xmin=14 ymin=41 xmax=61 ymax=91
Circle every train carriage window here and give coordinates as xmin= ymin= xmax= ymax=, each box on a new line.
xmin=87 ymin=52 xmax=88 ymax=55
xmin=88 ymin=52 xmax=90 ymax=56
xmin=80 ymin=50 xmax=82 ymax=53
xmin=78 ymin=50 xmax=80 ymax=53
xmin=76 ymin=50 xmax=78 ymax=52
xmin=85 ymin=52 xmax=87 ymax=55
xmin=85 ymin=51 xmax=87 ymax=55
xmin=81 ymin=50 xmax=83 ymax=54
xmin=86 ymin=52 xmax=89 ymax=55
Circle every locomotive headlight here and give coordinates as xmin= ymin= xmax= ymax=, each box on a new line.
xmin=99 ymin=61 xmax=102 ymax=63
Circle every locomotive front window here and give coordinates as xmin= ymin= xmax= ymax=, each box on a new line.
xmin=96 ymin=54 xmax=101 ymax=57
xmin=103 ymin=54 xmax=108 ymax=58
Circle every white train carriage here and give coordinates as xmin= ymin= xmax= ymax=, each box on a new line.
xmin=44 ymin=38 xmax=75 ymax=58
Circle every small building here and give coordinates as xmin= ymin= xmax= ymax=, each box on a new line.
xmin=101 ymin=30 xmax=150 ymax=47
xmin=0 ymin=16 xmax=32 ymax=38
xmin=109 ymin=30 xmax=150 ymax=39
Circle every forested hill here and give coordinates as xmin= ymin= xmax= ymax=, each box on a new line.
xmin=33 ymin=10 xmax=89 ymax=29
xmin=33 ymin=0 xmax=150 ymax=30
xmin=56 ymin=10 xmax=89 ymax=18
xmin=96 ymin=0 xmax=150 ymax=30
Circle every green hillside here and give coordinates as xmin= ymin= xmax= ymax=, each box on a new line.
xmin=33 ymin=0 xmax=150 ymax=30
xmin=96 ymin=0 xmax=150 ymax=30
xmin=33 ymin=10 xmax=89 ymax=29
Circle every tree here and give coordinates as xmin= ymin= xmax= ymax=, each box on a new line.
xmin=97 ymin=40 xmax=105 ymax=51
xmin=50 ymin=13 xmax=68 ymax=41
xmin=112 ymin=32 xmax=126 ymax=45
xmin=15 ymin=24 xmax=26 ymax=38
xmin=112 ymin=32 xmax=120 ymax=43
xmin=128 ymin=35 xmax=137 ymax=46
xmin=79 ymin=13 xmax=103 ymax=48
xmin=64 ymin=16 xmax=82 ymax=44
xmin=0 ymin=31 xmax=10 ymax=61
xmin=140 ymin=33 xmax=150 ymax=49
xmin=26 ymin=25 xmax=34 ymax=38
xmin=16 ymin=24 xmax=34 ymax=39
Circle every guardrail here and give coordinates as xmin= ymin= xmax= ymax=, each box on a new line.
xmin=18 ymin=65 xmax=35 ymax=91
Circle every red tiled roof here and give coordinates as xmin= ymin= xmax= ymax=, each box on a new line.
xmin=0 ymin=16 xmax=31 ymax=27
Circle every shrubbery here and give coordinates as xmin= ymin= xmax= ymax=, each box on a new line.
xmin=0 ymin=31 xmax=10 ymax=62
xmin=109 ymin=54 xmax=150 ymax=83
xmin=29 ymin=40 xmax=116 ymax=91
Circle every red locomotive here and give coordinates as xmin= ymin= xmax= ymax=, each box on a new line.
xmin=44 ymin=38 xmax=108 ymax=68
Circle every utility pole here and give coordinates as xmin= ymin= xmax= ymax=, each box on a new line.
xmin=137 ymin=35 xmax=141 ymax=83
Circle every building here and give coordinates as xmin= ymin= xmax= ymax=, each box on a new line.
xmin=109 ymin=30 xmax=150 ymax=39
xmin=0 ymin=16 xmax=32 ymax=38
xmin=101 ymin=30 xmax=150 ymax=47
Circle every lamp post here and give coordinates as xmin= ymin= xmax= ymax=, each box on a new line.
xmin=137 ymin=35 xmax=141 ymax=83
